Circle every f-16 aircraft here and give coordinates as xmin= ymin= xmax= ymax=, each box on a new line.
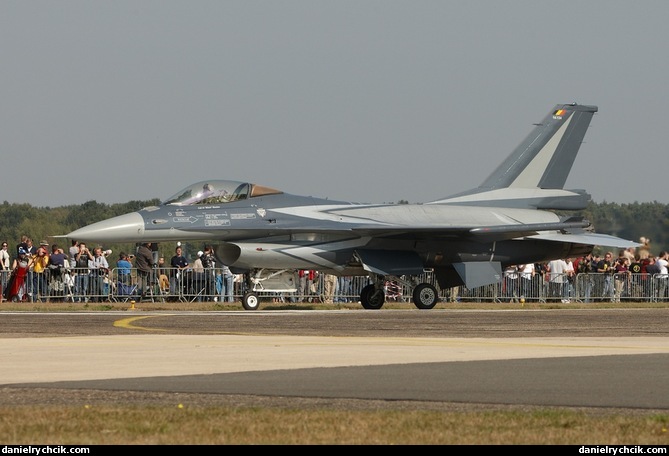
xmin=66 ymin=103 xmax=638 ymax=310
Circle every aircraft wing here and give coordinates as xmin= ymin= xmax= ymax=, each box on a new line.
xmin=348 ymin=219 xmax=594 ymax=243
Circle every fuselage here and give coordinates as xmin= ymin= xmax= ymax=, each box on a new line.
xmin=67 ymin=182 xmax=587 ymax=275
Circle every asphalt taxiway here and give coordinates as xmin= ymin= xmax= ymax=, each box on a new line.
xmin=1 ymin=308 xmax=668 ymax=410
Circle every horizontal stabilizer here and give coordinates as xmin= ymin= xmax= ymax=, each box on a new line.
xmin=468 ymin=219 xmax=591 ymax=241
xmin=527 ymin=232 xmax=642 ymax=249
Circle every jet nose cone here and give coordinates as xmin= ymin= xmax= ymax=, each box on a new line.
xmin=67 ymin=212 xmax=145 ymax=243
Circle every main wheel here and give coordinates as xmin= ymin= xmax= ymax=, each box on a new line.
xmin=413 ymin=283 xmax=439 ymax=309
xmin=360 ymin=284 xmax=385 ymax=309
xmin=242 ymin=292 xmax=260 ymax=310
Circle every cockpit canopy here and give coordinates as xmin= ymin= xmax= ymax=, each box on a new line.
xmin=162 ymin=180 xmax=283 ymax=206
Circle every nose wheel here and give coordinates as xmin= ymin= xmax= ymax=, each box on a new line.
xmin=242 ymin=292 xmax=260 ymax=310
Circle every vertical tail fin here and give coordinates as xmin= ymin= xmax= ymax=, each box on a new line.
xmin=428 ymin=103 xmax=597 ymax=209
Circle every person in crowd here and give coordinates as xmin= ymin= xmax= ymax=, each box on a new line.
xmin=74 ymin=242 xmax=93 ymax=302
xmin=25 ymin=238 xmax=37 ymax=255
xmin=47 ymin=244 xmax=67 ymax=301
xmin=503 ymin=265 xmax=520 ymax=303
xmin=612 ymin=256 xmax=630 ymax=302
xmin=135 ymin=242 xmax=154 ymax=299
xmin=169 ymin=245 xmax=189 ymax=299
xmin=336 ymin=275 xmax=353 ymax=303
xmin=69 ymin=240 xmax=79 ymax=269
xmin=596 ymin=252 xmax=615 ymax=302
xmin=623 ymin=247 xmax=636 ymax=266
xmin=89 ymin=247 xmax=109 ymax=302
xmin=219 ymin=262 xmax=234 ymax=303
xmin=31 ymin=241 xmax=50 ymax=302
xmin=655 ymin=251 xmax=669 ymax=302
xmin=150 ymin=242 xmax=160 ymax=269
xmin=564 ymin=258 xmax=575 ymax=303
xmin=114 ymin=252 xmax=135 ymax=298
xmin=518 ymin=263 xmax=535 ymax=301
xmin=190 ymin=250 xmax=205 ymax=301
xmin=200 ymin=245 xmax=215 ymax=300
xmin=24 ymin=238 xmax=37 ymax=298
xmin=574 ymin=253 xmax=594 ymax=303
xmin=323 ymin=273 xmax=338 ymax=304
xmin=7 ymin=247 xmax=33 ymax=302
xmin=297 ymin=270 xmax=308 ymax=302
xmin=533 ymin=262 xmax=549 ymax=302
xmin=628 ymin=254 xmax=643 ymax=300
xmin=0 ymin=241 xmax=11 ymax=301
xmin=547 ymin=258 xmax=568 ymax=302
xmin=16 ymin=235 xmax=29 ymax=257
xmin=307 ymin=270 xmax=319 ymax=302
xmin=116 ymin=252 xmax=133 ymax=285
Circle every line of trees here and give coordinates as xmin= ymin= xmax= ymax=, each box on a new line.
xmin=0 ymin=199 xmax=665 ymax=261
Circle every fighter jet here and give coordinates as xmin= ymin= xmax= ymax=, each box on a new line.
xmin=66 ymin=103 xmax=638 ymax=310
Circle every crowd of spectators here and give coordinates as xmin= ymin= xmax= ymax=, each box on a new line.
xmin=0 ymin=235 xmax=665 ymax=304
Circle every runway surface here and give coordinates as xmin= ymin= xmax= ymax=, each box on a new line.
xmin=1 ymin=308 xmax=668 ymax=411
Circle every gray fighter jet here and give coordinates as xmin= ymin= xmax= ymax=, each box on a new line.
xmin=66 ymin=103 xmax=638 ymax=310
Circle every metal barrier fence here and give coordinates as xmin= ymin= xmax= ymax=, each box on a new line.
xmin=0 ymin=267 xmax=666 ymax=304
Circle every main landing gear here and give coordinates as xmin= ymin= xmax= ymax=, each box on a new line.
xmin=359 ymin=275 xmax=439 ymax=310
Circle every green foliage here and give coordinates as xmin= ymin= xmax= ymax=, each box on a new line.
xmin=582 ymin=201 xmax=667 ymax=253
xmin=0 ymin=199 xmax=160 ymax=256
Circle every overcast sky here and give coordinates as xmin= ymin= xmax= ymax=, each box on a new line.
xmin=2 ymin=0 xmax=667 ymax=207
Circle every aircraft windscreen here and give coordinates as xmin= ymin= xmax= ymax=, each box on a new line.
xmin=162 ymin=180 xmax=252 ymax=205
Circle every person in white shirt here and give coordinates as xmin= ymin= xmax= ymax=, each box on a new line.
xmin=518 ymin=263 xmax=535 ymax=301
xmin=89 ymin=247 xmax=109 ymax=302
xmin=503 ymin=265 xmax=520 ymax=302
xmin=0 ymin=241 xmax=11 ymax=301
xmin=655 ymin=251 xmax=669 ymax=301
xmin=547 ymin=258 xmax=568 ymax=302
xmin=564 ymin=258 xmax=575 ymax=303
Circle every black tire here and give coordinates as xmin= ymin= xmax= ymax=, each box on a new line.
xmin=242 ymin=292 xmax=260 ymax=310
xmin=413 ymin=283 xmax=439 ymax=309
xmin=360 ymin=284 xmax=385 ymax=310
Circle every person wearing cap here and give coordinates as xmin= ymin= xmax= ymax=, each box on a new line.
xmin=135 ymin=242 xmax=154 ymax=298
xmin=12 ymin=247 xmax=33 ymax=270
